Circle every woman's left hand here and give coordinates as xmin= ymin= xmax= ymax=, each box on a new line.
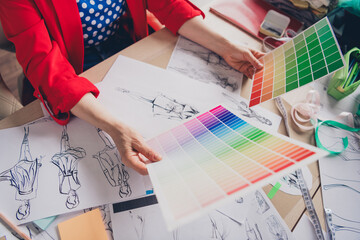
xmin=222 ymin=45 xmax=265 ymax=79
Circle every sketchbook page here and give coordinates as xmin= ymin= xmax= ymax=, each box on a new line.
xmin=167 ymin=36 xmax=243 ymax=94
xmin=97 ymin=55 xmax=280 ymax=140
xmin=146 ymin=105 xmax=328 ymax=230
xmin=318 ymin=125 xmax=360 ymax=239
xmin=0 ymin=117 xmax=145 ymax=225
xmin=110 ymin=190 xmax=294 ymax=240
xmin=311 ymin=75 xmax=360 ymax=121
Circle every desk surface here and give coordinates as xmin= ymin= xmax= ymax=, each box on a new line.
xmin=0 ymin=3 xmax=324 ymax=232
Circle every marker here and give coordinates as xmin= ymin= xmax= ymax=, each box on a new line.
xmin=0 ymin=213 xmax=31 ymax=240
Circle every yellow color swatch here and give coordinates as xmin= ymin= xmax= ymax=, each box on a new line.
xmin=58 ymin=209 xmax=108 ymax=240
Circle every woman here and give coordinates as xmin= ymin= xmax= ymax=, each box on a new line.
xmin=0 ymin=0 xmax=264 ymax=175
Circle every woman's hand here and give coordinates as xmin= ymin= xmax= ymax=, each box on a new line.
xmin=222 ymin=45 xmax=265 ymax=79
xmin=179 ymin=16 xmax=265 ymax=78
xmin=108 ymin=122 xmax=161 ymax=175
xmin=71 ymin=93 xmax=161 ymax=175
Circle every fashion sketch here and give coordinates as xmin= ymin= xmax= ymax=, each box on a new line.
xmin=0 ymin=126 xmax=41 ymax=220
xmin=51 ymin=125 xmax=85 ymax=209
xmin=115 ymin=87 xmax=199 ymax=120
xmin=255 ymin=190 xmax=270 ymax=214
xmin=222 ymin=93 xmax=272 ymax=126
xmin=266 ymin=215 xmax=288 ymax=240
xmin=168 ymin=36 xmax=243 ymax=92
xmin=93 ymin=128 xmax=132 ymax=198
xmin=245 ymin=218 xmax=263 ymax=240
xmin=318 ymin=128 xmax=360 ymax=161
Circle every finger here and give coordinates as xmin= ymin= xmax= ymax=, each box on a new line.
xmin=133 ymin=140 xmax=162 ymax=162
xmin=123 ymin=152 xmax=149 ymax=175
xmin=250 ymin=49 xmax=266 ymax=58
xmin=245 ymin=51 xmax=263 ymax=69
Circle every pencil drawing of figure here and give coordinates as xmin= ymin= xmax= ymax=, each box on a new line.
xmin=0 ymin=126 xmax=41 ymax=220
xmin=209 ymin=215 xmax=229 ymax=240
xmin=222 ymin=93 xmax=272 ymax=126
xmin=255 ymin=190 xmax=270 ymax=214
xmin=168 ymin=37 xmax=243 ymax=91
xmin=280 ymin=171 xmax=301 ymax=190
xmin=116 ymin=88 xmax=199 ymax=120
xmin=129 ymin=210 xmax=145 ymax=240
xmin=266 ymin=215 xmax=288 ymax=240
xmin=51 ymin=126 xmax=85 ymax=209
xmin=93 ymin=128 xmax=132 ymax=198
xmin=245 ymin=218 xmax=263 ymax=240
xmin=319 ymin=130 xmax=360 ymax=161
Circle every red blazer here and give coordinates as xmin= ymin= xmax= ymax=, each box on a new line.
xmin=0 ymin=0 xmax=203 ymax=124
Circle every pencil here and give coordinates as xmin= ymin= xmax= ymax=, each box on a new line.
xmin=0 ymin=213 xmax=31 ymax=240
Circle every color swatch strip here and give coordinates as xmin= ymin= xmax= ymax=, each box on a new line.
xmin=249 ymin=17 xmax=344 ymax=107
xmin=147 ymin=105 xmax=327 ymax=229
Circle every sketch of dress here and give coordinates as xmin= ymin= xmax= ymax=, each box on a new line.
xmin=244 ymin=218 xmax=263 ymax=240
xmin=0 ymin=126 xmax=41 ymax=220
xmin=168 ymin=37 xmax=242 ymax=91
xmin=222 ymin=93 xmax=272 ymax=126
xmin=266 ymin=215 xmax=288 ymax=240
xmin=93 ymin=128 xmax=131 ymax=198
xmin=116 ymin=88 xmax=199 ymax=120
xmin=255 ymin=190 xmax=270 ymax=214
xmin=51 ymin=126 xmax=85 ymax=209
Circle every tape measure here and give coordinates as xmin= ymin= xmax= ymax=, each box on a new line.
xmin=325 ymin=208 xmax=335 ymax=240
xmin=296 ymin=169 xmax=325 ymax=240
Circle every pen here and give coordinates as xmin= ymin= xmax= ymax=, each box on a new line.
xmin=0 ymin=213 xmax=31 ymax=240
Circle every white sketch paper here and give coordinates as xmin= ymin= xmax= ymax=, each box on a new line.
xmin=167 ymin=36 xmax=244 ymax=93
xmin=0 ymin=117 xmax=145 ymax=225
xmin=97 ymin=56 xmax=281 ymax=141
xmin=318 ymin=124 xmax=360 ymax=239
xmin=110 ymin=190 xmax=294 ymax=240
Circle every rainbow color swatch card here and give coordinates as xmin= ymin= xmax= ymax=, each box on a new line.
xmin=249 ymin=17 xmax=345 ymax=107
xmin=147 ymin=105 xmax=328 ymax=230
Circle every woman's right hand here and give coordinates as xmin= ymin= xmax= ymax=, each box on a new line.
xmin=71 ymin=93 xmax=161 ymax=175
xmin=108 ymin=122 xmax=162 ymax=175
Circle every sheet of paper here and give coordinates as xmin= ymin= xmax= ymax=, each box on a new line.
xmin=249 ymin=17 xmax=344 ymax=107
xmin=146 ymin=105 xmax=328 ymax=230
xmin=318 ymin=125 xmax=360 ymax=239
xmin=167 ymin=36 xmax=243 ymax=93
xmin=58 ymin=209 xmax=107 ymax=240
xmin=97 ymin=55 xmax=281 ymax=141
xmin=0 ymin=117 xmax=145 ymax=225
xmin=110 ymin=190 xmax=294 ymax=240
xmin=33 ymin=216 xmax=57 ymax=230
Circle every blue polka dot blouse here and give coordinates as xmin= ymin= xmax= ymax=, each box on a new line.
xmin=76 ymin=0 xmax=127 ymax=47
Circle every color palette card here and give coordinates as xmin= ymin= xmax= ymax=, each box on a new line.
xmin=147 ymin=105 xmax=328 ymax=230
xmin=249 ymin=17 xmax=345 ymax=107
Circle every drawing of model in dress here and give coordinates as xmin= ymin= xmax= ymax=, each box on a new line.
xmin=0 ymin=126 xmax=41 ymax=220
xmin=51 ymin=126 xmax=85 ymax=209
xmin=116 ymin=88 xmax=199 ymax=120
xmin=93 ymin=128 xmax=132 ymax=198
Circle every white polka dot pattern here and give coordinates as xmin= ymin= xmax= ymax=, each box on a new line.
xmin=78 ymin=0 xmax=126 ymax=47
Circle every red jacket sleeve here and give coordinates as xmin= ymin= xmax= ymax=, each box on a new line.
xmin=0 ymin=0 xmax=99 ymax=125
xmin=147 ymin=0 xmax=205 ymax=35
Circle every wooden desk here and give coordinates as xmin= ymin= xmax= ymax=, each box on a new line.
xmin=0 ymin=3 xmax=324 ymax=233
